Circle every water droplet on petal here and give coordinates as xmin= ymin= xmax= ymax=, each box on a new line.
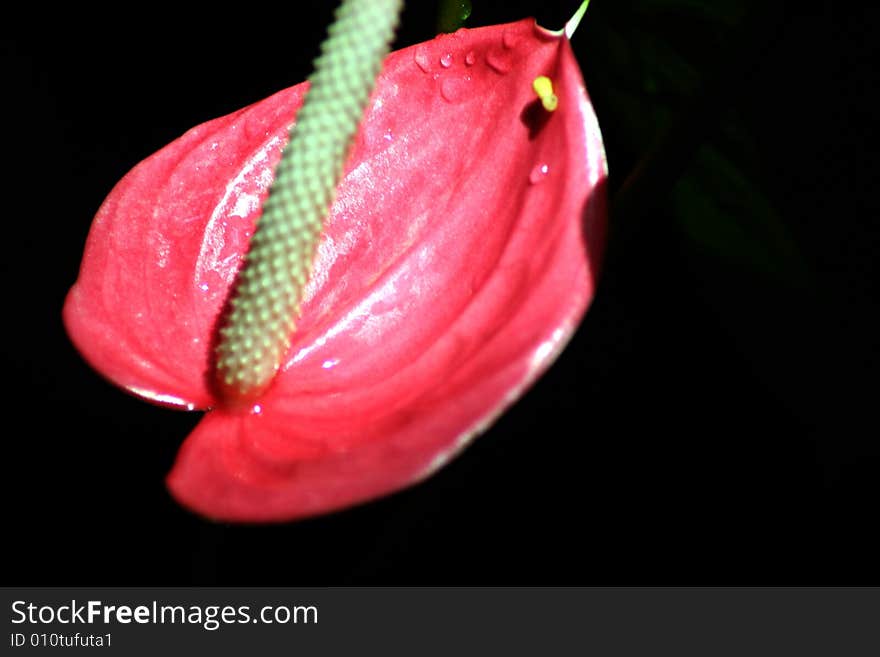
xmin=486 ymin=48 xmax=513 ymax=74
xmin=383 ymin=129 xmax=393 ymax=142
xmin=198 ymin=282 xmax=210 ymax=291
xmin=465 ymin=50 xmax=476 ymax=66
xmin=251 ymin=403 xmax=263 ymax=415
xmin=440 ymin=52 xmax=453 ymax=68
xmin=414 ymin=46 xmax=431 ymax=73
xmin=529 ymin=163 xmax=550 ymax=184
xmin=440 ymin=75 xmax=471 ymax=103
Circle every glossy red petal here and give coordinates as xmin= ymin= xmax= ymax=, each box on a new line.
xmin=63 ymin=85 xmax=309 ymax=409
xmin=164 ymin=20 xmax=607 ymax=521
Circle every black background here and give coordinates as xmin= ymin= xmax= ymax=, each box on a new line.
xmin=2 ymin=1 xmax=877 ymax=584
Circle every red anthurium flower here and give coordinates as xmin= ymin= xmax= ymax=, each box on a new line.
xmin=63 ymin=15 xmax=607 ymax=522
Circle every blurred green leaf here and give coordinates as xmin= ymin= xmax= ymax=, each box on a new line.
xmin=584 ymin=15 xmax=707 ymax=162
xmin=582 ymin=1 xmax=807 ymax=286
xmin=672 ymin=144 xmax=810 ymax=286
xmin=633 ymin=31 xmax=701 ymax=98
xmin=437 ymin=0 xmax=472 ymax=33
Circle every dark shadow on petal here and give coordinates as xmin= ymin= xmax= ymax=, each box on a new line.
xmin=519 ymin=98 xmax=553 ymax=140
xmin=581 ymin=173 xmax=609 ymax=288
xmin=203 ymin=262 xmax=245 ymax=408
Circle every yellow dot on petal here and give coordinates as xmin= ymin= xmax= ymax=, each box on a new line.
xmin=532 ymin=75 xmax=558 ymax=112
xmin=533 ymin=75 xmax=553 ymax=97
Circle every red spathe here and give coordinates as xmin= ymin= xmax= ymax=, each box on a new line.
xmin=63 ymin=19 xmax=607 ymax=522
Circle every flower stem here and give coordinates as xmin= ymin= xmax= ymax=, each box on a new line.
xmin=214 ymin=0 xmax=404 ymax=405
xmin=565 ymin=0 xmax=591 ymax=39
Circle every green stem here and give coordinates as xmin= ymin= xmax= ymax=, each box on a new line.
xmin=565 ymin=0 xmax=591 ymax=39
xmin=214 ymin=0 xmax=404 ymax=404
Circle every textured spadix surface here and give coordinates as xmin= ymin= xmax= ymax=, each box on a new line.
xmin=63 ymin=18 xmax=607 ymax=522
